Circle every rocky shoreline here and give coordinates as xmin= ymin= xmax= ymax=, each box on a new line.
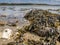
xmin=1 ymin=9 xmax=60 ymax=45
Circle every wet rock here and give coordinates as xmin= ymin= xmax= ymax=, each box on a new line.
xmin=7 ymin=23 xmax=17 ymax=26
xmin=7 ymin=19 xmax=18 ymax=26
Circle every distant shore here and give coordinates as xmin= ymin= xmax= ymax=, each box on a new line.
xmin=0 ymin=3 xmax=60 ymax=6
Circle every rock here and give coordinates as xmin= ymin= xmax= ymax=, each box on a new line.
xmin=0 ymin=21 xmax=7 ymax=26
xmin=2 ymin=29 xmax=13 ymax=40
xmin=7 ymin=20 xmax=18 ymax=26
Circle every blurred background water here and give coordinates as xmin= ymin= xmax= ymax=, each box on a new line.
xmin=0 ymin=5 xmax=60 ymax=16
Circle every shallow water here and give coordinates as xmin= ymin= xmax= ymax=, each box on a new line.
xmin=0 ymin=5 xmax=60 ymax=15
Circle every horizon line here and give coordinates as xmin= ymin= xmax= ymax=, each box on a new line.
xmin=0 ymin=3 xmax=60 ymax=6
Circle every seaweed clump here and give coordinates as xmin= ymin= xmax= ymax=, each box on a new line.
xmin=12 ymin=9 xmax=60 ymax=45
xmin=24 ymin=9 xmax=60 ymax=45
xmin=24 ymin=9 xmax=59 ymax=36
